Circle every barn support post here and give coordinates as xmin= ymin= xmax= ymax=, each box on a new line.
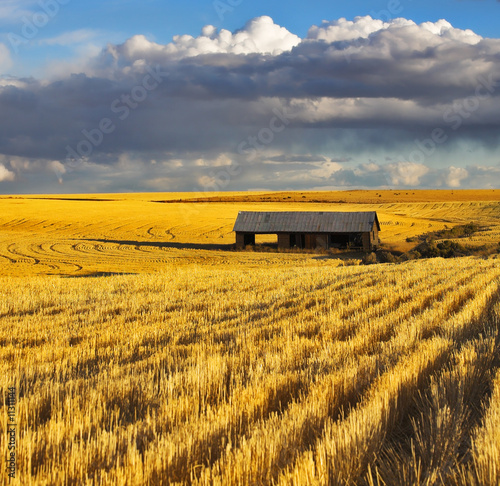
xmin=316 ymin=234 xmax=328 ymax=249
xmin=362 ymin=233 xmax=371 ymax=252
xmin=236 ymin=233 xmax=255 ymax=249
xmin=236 ymin=233 xmax=245 ymax=249
xmin=278 ymin=234 xmax=290 ymax=249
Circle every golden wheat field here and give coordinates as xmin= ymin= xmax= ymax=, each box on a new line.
xmin=1 ymin=190 xmax=500 ymax=485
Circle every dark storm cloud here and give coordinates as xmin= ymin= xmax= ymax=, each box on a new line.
xmin=1 ymin=15 xmax=500 ymax=192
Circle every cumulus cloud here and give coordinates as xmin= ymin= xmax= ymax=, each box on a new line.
xmin=307 ymin=16 xmax=481 ymax=49
xmin=104 ymin=16 xmax=300 ymax=67
xmin=1 ymin=15 xmax=500 ymax=192
xmin=446 ymin=166 xmax=469 ymax=187
xmin=307 ymin=17 xmax=397 ymax=42
xmin=82 ymin=15 xmax=499 ymax=104
xmin=0 ymin=164 xmax=15 ymax=182
xmin=384 ymin=162 xmax=430 ymax=186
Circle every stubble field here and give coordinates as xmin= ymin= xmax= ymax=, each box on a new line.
xmin=1 ymin=190 xmax=500 ymax=485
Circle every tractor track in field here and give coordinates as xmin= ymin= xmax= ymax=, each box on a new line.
xmin=7 ymin=243 xmax=40 ymax=264
xmin=0 ymin=251 xmax=16 ymax=264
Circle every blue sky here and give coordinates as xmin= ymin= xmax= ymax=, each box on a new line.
xmin=0 ymin=0 xmax=499 ymax=192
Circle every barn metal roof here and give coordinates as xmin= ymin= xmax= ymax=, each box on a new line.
xmin=233 ymin=211 xmax=380 ymax=234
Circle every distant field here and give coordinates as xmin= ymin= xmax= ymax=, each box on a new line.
xmin=1 ymin=190 xmax=500 ymax=485
xmin=160 ymin=188 xmax=500 ymax=204
xmin=1 ymin=190 xmax=499 ymax=276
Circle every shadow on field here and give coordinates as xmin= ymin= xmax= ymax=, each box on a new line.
xmin=85 ymin=239 xmax=235 ymax=251
xmin=313 ymin=251 xmax=365 ymax=261
xmin=63 ymin=272 xmax=138 ymax=278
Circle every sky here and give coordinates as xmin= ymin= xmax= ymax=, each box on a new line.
xmin=0 ymin=0 xmax=499 ymax=193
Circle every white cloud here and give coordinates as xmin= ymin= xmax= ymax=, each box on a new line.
xmin=421 ymin=20 xmax=481 ymax=45
xmin=307 ymin=16 xmax=394 ymax=42
xmin=385 ymin=162 xmax=430 ymax=186
xmin=310 ymin=160 xmax=343 ymax=178
xmin=177 ymin=15 xmax=300 ymax=56
xmin=232 ymin=16 xmax=301 ymax=54
xmin=2 ymin=156 xmax=67 ymax=185
xmin=360 ymin=163 xmax=381 ymax=173
xmin=6 ymin=157 xmax=39 ymax=172
xmin=307 ymin=16 xmax=481 ymax=45
xmin=289 ymin=97 xmax=445 ymax=126
xmin=0 ymin=77 xmax=30 ymax=88
xmin=49 ymin=160 xmax=66 ymax=183
xmin=108 ymin=15 xmax=301 ymax=65
xmin=0 ymin=164 xmax=15 ymax=182
xmin=446 ymin=166 xmax=469 ymax=187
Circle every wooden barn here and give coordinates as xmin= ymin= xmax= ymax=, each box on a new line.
xmin=233 ymin=211 xmax=380 ymax=251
